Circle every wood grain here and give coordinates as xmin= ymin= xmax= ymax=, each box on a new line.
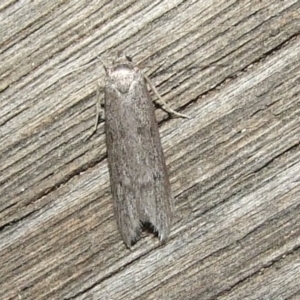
xmin=1 ymin=0 xmax=300 ymax=299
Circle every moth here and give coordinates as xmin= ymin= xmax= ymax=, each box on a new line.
xmin=92 ymin=53 xmax=188 ymax=247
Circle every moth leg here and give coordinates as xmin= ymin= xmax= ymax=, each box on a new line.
xmin=85 ymin=83 xmax=104 ymax=140
xmin=125 ymin=53 xmax=189 ymax=119
xmin=94 ymin=82 xmax=105 ymax=126
xmin=143 ymin=73 xmax=190 ymax=119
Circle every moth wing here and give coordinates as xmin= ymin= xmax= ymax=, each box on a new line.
xmin=105 ymin=69 xmax=173 ymax=247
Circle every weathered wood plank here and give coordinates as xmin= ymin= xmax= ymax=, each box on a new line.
xmin=0 ymin=0 xmax=300 ymax=299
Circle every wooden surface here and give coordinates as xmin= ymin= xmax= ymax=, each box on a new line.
xmin=1 ymin=0 xmax=300 ymax=299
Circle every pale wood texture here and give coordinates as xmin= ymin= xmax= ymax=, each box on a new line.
xmin=1 ymin=0 xmax=300 ymax=299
